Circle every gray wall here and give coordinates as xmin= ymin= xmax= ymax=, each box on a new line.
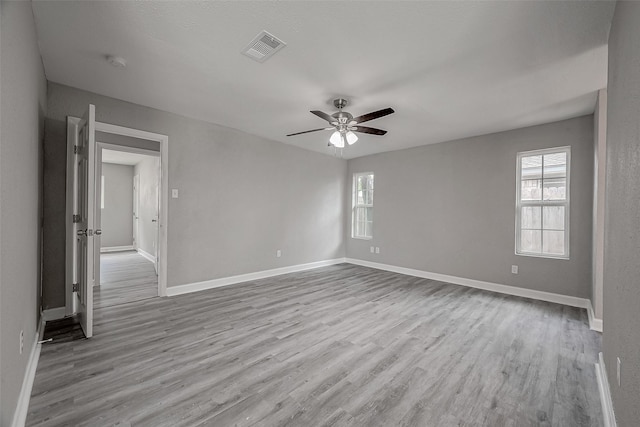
xmin=0 ymin=2 xmax=47 ymax=425
xmin=100 ymin=163 xmax=134 ymax=248
xmin=603 ymin=2 xmax=640 ymax=425
xmin=592 ymin=89 xmax=606 ymax=320
xmin=134 ymin=156 xmax=159 ymax=257
xmin=43 ymin=82 xmax=347 ymax=308
xmin=347 ymin=116 xmax=594 ymax=298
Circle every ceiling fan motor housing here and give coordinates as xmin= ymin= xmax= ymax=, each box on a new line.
xmin=331 ymin=111 xmax=354 ymax=126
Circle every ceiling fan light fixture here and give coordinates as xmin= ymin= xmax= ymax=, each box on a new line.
xmin=346 ymin=131 xmax=358 ymax=145
xmin=330 ymin=131 xmax=344 ymax=148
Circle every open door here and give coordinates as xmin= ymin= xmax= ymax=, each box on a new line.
xmin=72 ymin=104 xmax=97 ymax=338
xmin=133 ymin=174 xmax=139 ymax=250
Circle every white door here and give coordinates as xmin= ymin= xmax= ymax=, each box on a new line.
xmin=153 ymin=173 xmax=159 ymax=274
xmin=73 ymin=104 xmax=96 ymax=338
xmin=133 ymin=175 xmax=139 ymax=249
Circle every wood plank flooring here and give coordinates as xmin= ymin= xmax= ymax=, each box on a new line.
xmin=27 ymin=264 xmax=602 ymax=426
xmin=95 ymin=251 xmax=158 ymax=309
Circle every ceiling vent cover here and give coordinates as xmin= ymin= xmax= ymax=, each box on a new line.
xmin=242 ymin=30 xmax=286 ymax=63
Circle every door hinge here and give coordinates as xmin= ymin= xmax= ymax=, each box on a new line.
xmin=73 ymin=145 xmax=81 ymax=154
xmin=72 ymin=283 xmax=79 ymax=292
xmin=73 ymin=214 xmax=81 ymax=223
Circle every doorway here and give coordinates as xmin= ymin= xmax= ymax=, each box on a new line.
xmin=65 ymin=107 xmax=169 ymax=338
xmin=96 ymin=147 xmax=160 ymax=309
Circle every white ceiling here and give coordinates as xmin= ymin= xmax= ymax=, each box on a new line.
xmin=102 ymin=149 xmax=156 ymax=166
xmin=32 ymin=1 xmax=615 ymax=159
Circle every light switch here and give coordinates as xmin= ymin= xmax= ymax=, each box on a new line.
xmin=172 ymin=189 xmax=179 ymax=199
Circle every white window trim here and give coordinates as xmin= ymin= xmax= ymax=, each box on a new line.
xmin=515 ymin=146 xmax=571 ymax=260
xmin=352 ymin=171 xmax=374 ymax=240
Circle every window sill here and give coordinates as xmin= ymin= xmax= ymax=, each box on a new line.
xmin=352 ymin=236 xmax=373 ymax=241
xmin=515 ymin=252 xmax=569 ymax=260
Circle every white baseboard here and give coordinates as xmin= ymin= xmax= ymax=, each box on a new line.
xmin=587 ymin=301 xmax=603 ymax=332
xmin=345 ymin=258 xmax=591 ymax=309
xmin=101 ymin=245 xmax=134 ymax=253
xmin=42 ymin=307 xmax=66 ymax=322
xmin=166 ymin=256 xmax=593 ymax=314
xmin=596 ymin=352 xmax=617 ymax=427
xmin=167 ymin=258 xmax=347 ymax=297
xmin=11 ymin=320 xmax=45 ymax=427
xmin=137 ymin=248 xmax=156 ymax=263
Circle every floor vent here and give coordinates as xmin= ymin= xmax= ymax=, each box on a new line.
xmin=242 ymin=30 xmax=286 ymax=63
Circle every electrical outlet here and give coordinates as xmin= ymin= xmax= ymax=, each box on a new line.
xmin=375 ymin=247 xmax=380 ymax=254
xmin=370 ymin=246 xmax=374 ymax=253
xmin=276 ymin=249 xmax=281 ymax=258
xmin=20 ymin=330 xmax=24 ymax=355
xmin=617 ymin=357 xmax=621 ymax=387
xmin=511 ymin=265 xmax=518 ymax=274
xmin=171 ymin=189 xmax=179 ymax=198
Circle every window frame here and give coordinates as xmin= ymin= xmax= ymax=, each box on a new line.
xmin=515 ymin=146 xmax=571 ymax=259
xmin=352 ymin=171 xmax=374 ymax=240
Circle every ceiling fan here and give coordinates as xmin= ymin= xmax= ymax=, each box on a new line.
xmin=286 ymin=98 xmax=395 ymax=148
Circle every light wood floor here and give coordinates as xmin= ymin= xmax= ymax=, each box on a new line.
xmin=95 ymin=251 xmax=158 ymax=309
xmin=28 ymin=263 xmax=602 ymax=426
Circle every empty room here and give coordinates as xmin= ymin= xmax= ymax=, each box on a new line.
xmin=1 ymin=1 xmax=638 ymax=426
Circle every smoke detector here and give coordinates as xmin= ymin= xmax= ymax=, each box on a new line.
xmin=106 ymin=55 xmax=127 ymax=68
xmin=241 ymin=30 xmax=286 ymax=63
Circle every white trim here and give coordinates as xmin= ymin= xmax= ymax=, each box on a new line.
xmin=42 ymin=307 xmax=66 ymax=322
xmin=166 ymin=258 xmax=347 ymax=297
xmin=167 ymin=257 xmax=594 ymax=311
xmin=587 ymin=301 xmax=603 ymax=332
xmin=11 ymin=320 xmax=45 ymax=427
xmin=596 ymin=352 xmax=617 ymax=427
xmin=345 ymin=258 xmax=590 ymax=309
xmin=95 ymin=121 xmax=167 ymax=142
xmin=137 ymin=248 xmax=156 ymax=264
xmin=100 ymin=245 xmax=135 ymax=253
xmin=98 ymin=142 xmax=160 ymax=157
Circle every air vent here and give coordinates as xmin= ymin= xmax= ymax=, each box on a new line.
xmin=241 ymin=30 xmax=286 ymax=63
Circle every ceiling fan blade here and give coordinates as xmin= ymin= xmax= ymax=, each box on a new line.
xmin=352 ymin=107 xmax=395 ymax=124
xmin=352 ymin=126 xmax=387 ymax=136
xmin=286 ymin=128 xmax=330 ymax=137
xmin=311 ymin=110 xmax=338 ymax=125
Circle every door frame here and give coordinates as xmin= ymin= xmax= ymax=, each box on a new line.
xmin=66 ymin=119 xmax=169 ymax=316
xmin=98 ymin=142 xmax=160 ymax=269
xmin=133 ymin=173 xmax=140 ymax=250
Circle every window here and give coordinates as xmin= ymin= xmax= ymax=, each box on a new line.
xmin=516 ymin=147 xmax=570 ymax=258
xmin=352 ymin=172 xmax=374 ymax=239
